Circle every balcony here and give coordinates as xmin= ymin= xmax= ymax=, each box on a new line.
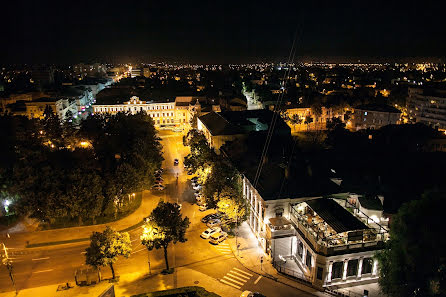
xmin=267 ymin=217 xmax=295 ymax=238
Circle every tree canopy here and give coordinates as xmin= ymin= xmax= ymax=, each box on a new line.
xmin=85 ymin=226 xmax=132 ymax=279
xmin=1 ymin=111 xmax=162 ymax=227
xmin=376 ymin=190 xmax=446 ymax=297
xmin=142 ymin=201 xmax=190 ymax=271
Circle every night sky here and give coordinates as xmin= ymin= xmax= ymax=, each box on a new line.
xmin=2 ymin=1 xmax=446 ymax=64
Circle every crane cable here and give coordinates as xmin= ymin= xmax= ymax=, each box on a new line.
xmin=253 ymin=29 xmax=301 ymax=188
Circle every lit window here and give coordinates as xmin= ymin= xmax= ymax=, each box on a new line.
xmin=364 ymin=112 xmax=368 ymax=115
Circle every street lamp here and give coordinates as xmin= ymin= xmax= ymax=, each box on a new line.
xmin=1 ymin=243 xmax=17 ymax=295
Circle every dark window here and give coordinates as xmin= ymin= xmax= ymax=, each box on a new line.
xmin=362 ymin=258 xmax=373 ymax=274
xmin=332 ymin=262 xmax=343 ymax=279
xmin=306 ymin=252 xmax=312 ymax=267
xmin=297 ymin=242 xmax=303 ymax=259
xmin=317 ymin=267 xmax=323 ymax=280
xmin=347 ymin=259 xmax=358 ymax=277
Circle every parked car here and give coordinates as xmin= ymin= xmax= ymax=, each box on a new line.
xmin=209 ymin=232 xmax=227 ymax=245
xmin=152 ymin=184 xmax=165 ymax=191
xmin=200 ymin=227 xmax=221 ymax=239
xmin=187 ymin=169 xmax=194 ymax=175
xmin=155 ymin=177 xmax=164 ymax=183
xmin=194 ymin=191 xmax=202 ymax=197
xmin=191 ymin=176 xmax=198 ymax=182
xmin=206 ymin=219 xmax=221 ymax=228
xmin=155 ymin=168 xmax=164 ymax=174
xmin=201 ymin=213 xmax=221 ymax=223
xmin=199 ymin=204 xmax=208 ymax=212
xmin=193 ymin=184 xmax=202 ymax=191
xmin=174 ymin=159 xmax=179 ymax=166
xmin=240 ymin=292 xmax=266 ymax=297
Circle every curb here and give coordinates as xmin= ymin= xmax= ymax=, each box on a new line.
xmin=25 ymin=221 xmax=144 ymax=249
xmin=226 ymin=237 xmax=320 ymax=296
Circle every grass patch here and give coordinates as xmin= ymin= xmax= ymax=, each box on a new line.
xmin=41 ymin=192 xmax=142 ymax=230
xmin=131 ymin=286 xmax=220 ymax=297
xmin=27 ymin=237 xmax=90 ymax=248
xmin=26 ymin=220 xmax=145 ymax=248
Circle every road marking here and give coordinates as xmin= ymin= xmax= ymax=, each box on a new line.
xmin=254 ymin=275 xmax=262 ymax=284
xmin=226 ymin=273 xmax=248 ymax=282
xmin=32 ymin=257 xmax=50 ymax=261
xmin=230 ymin=270 xmax=251 ymax=280
xmin=232 ymin=267 xmax=253 ymax=277
xmin=33 ymin=269 xmax=53 ymax=274
xmin=220 ymin=279 xmax=241 ymax=289
xmin=223 ymin=276 xmax=244 ymax=286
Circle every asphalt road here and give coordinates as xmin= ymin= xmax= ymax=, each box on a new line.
xmin=0 ymin=130 xmax=314 ymax=297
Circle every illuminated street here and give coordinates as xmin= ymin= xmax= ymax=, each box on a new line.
xmin=0 ymin=130 xmax=314 ymax=297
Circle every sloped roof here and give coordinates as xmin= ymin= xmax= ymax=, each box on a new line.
xmin=198 ymin=112 xmax=244 ymax=135
xmin=355 ymin=103 xmax=401 ymax=113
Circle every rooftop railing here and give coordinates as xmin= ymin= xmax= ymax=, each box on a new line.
xmin=289 ymin=199 xmax=388 ymax=255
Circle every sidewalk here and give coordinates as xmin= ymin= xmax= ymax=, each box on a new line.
xmin=227 ymin=222 xmax=326 ymax=297
xmin=0 ymin=267 xmax=241 ymax=297
xmin=0 ymin=190 xmax=158 ymax=249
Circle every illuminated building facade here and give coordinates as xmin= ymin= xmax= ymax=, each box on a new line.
xmin=351 ymin=104 xmax=401 ymax=131
xmin=282 ymin=105 xmax=345 ymax=132
xmin=407 ymin=87 xmax=446 ymax=131
xmin=93 ymin=96 xmax=200 ymax=128
xmin=241 ymin=176 xmax=388 ymax=290
xmin=25 ymin=97 xmax=77 ymax=121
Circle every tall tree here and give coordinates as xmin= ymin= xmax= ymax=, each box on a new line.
xmin=85 ymin=226 xmax=132 ymax=280
xmin=376 ymin=190 xmax=446 ymax=297
xmin=216 ymin=186 xmax=247 ymax=228
xmin=144 ymin=201 xmax=190 ymax=272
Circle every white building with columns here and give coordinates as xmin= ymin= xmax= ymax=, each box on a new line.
xmin=242 ymin=175 xmax=388 ymax=290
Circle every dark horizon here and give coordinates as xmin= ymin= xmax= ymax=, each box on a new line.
xmin=3 ymin=1 xmax=446 ymax=64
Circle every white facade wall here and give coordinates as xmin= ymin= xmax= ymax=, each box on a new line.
xmin=93 ymin=97 xmax=190 ymax=127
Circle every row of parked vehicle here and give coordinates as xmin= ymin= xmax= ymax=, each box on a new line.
xmin=152 ymin=168 xmax=166 ymax=191
xmin=200 ymin=212 xmax=228 ymax=244
xmin=192 ymin=176 xmax=208 ymax=212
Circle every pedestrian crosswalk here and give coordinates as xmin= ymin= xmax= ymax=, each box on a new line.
xmin=220 ymin=267 xmax=253 ymax=289
xmin=213 ymin=242 xmax=232 ymax=255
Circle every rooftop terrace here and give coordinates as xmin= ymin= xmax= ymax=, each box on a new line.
xmin=289 ymin=196 xmax=388 ymax=255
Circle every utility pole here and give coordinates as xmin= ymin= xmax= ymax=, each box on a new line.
xmin=147 ymin=250 xmax=152 ymax=275
xmin=1 ymin=243 xmax=17 ymax=295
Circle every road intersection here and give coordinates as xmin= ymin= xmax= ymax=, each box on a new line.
xmin=0 ymin=130 xmax=315 ymax=297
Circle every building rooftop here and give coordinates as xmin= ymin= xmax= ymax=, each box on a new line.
xmin=31 ymin=97 xmax=60 ymax=103
xmin=199 ymin=109 xmax=290 ymax=137
xmin=223 ymin=132 xmax=340 ymax=201
xmin=355 ymin=103 xmax=401 ymax=113
xmin=305 ymin=198 xmax=369 ymax=233
xmin=199 ymin=112 xmax=245 ymax=135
